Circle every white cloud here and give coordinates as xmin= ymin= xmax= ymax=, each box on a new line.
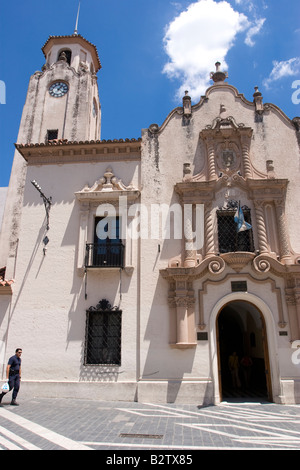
xmin=263 ymin=58 xmax=300 ymax=89
xmin=162 ymin=0 xmax=264 ymax=101
xmin=234 ymin=0 xmax=267 ymax=13
xmin=234 ymin=0 xmax=253 ymax=9
xmin=245 ymin=17 xmax=265 ymax=46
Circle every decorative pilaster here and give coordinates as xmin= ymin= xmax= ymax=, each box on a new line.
xmin=167 ymin=276 xmax=197 ymax=348
xmin=285 ymin=289 xmax=300 ymax=341
xmin=275 ymin=200 xmax=291 ymax=263
xmin=240 ymin=134 xmax=252 ymax=178
xmin=254 ymin=200 xmax=269 ymax=254
xmin=77 ymin=203 xmax=89 ymax=271
xmin=184 ymin=204 xmax=196 ymax=267
xmin=295 ymin=292 xmax=300 ymax=340
xmin=204 ymin=202 xmax=215 ymax=257
xmin=175 ymin=297 xmax=189 ymax=343
xmin=206 ymin=137 xmax=217 ymax=180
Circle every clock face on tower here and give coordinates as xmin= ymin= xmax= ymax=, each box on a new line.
xmin=49 ymin=81 xmax=69 ymax=98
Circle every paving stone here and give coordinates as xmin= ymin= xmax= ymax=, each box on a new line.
xmin=0 ymin=398 xmax=299 ymax=451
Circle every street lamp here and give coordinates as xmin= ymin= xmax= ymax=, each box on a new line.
xmin=31 ymin=180 xmax=52 ymax=231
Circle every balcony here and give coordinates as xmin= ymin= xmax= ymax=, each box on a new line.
xmin=85 ymin=242 xmax=125 ymax=269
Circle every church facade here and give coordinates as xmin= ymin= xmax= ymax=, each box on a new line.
xmin=0 ymin=33 xmax=300 ymax=405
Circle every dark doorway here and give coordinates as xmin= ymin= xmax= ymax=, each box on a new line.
xmin=217 ymin=301 xmax=272 ymax=402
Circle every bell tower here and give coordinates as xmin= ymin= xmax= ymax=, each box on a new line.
xmin=22 ymin=34 xmax=102 ymax=144
xmin=0 ymin=33 xmax=102 ymax=270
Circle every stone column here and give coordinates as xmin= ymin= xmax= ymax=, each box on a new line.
xmin=254 ymin=200 xmax=269 ymax=254
xmin=184 ymin=203 xmax=195 ymax=267
xmin=206 ymin=137 xmax=217 ymax=180
xmin=204 ymin=202 xmax=215 ymax=257
xmin=173 ymin=277 xmax=196 ymax=346
xmin=275 ymin=199 xmax=291 ymax=263
xmin=241 ymin=134 xmax=252 ymax=178
xmin=175 ymin=297 xmax=189 ymax=344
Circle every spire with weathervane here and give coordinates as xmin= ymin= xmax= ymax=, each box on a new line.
xmin=74 ymin=1 xmax=81 ymax=35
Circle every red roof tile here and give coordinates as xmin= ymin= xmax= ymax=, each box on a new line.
xmin=0 ymin=267 xmax=15 ymax=287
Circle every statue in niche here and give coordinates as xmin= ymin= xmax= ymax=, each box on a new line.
xmin=58 ymin=51 xmax=67 ymax=62
xmin=216 ymin=145 xmax=239 ymax=175
xmin=222 ymin=149 xmax=236 ymax=169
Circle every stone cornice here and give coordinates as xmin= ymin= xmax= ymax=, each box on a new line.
xmin=0 ymin=285 xmax=13 ymax=296
xmin=175 ymin=175 xmax=289 ymax=202
xmin=175 ymin=179 xmax=216 ymax=202
xmin=247 ymin=178 xmax=289 ymax=201
xmin=15 ymin=139 xmax=142 ymax=165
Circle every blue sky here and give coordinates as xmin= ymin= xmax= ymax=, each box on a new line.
xmin=0 ymin=0 xmax=299 ymax=187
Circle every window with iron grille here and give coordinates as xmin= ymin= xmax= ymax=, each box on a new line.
xmin=217 ymin=202 xmax=254 ymax=254
xmin=85 ymin=216 xmax=125 ymax=268
xmin=85 ymin=300 xmax=122 ymax=365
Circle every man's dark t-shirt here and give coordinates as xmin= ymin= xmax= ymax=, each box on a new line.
xmin=8 ymin=355 xmax=21 ymax=374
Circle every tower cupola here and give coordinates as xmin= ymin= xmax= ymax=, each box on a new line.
xmin=42 ymin=34 xmax=101 ymax=74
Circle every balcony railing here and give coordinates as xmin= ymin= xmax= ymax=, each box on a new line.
xmin=85 ymin=242 xmax=125 ymax=268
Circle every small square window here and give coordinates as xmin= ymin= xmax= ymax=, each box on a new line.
xmin=47 ymin=129 xmax=58 ymax=141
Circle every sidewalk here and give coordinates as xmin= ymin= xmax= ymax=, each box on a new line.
xmin=0 ymin=397 xmax=299 ymax=451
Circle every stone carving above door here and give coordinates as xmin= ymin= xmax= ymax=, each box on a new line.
xmin=197 ymin=116 xmax=267 ymax=181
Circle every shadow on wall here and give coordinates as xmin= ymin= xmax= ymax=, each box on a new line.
xmin=65 ymin=266 xmax=134 ymax=384
xmin=141 ymin=276 xmax=198 ymax=403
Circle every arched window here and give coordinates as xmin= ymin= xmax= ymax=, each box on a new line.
xmin=57 ymin=49 xmax=72 ymax=65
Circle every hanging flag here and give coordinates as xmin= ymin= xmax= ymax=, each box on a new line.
xmin=234 ymin=203 xmax=252 ymax=232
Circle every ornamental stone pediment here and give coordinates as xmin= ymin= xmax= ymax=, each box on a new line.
xmin=75 ymin=167 xmax=140 ymax=203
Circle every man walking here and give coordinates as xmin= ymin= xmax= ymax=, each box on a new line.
xmin=0 ymin=348 xmax=22 ymax=406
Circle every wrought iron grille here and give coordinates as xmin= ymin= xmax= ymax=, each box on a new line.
xmin=217 ymin=202 xmax=254 ymax=254
xmin=85 ymin=300 xmax=122 ymax=365
xmin=85 ymin=242 xmax=125 ymax=268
